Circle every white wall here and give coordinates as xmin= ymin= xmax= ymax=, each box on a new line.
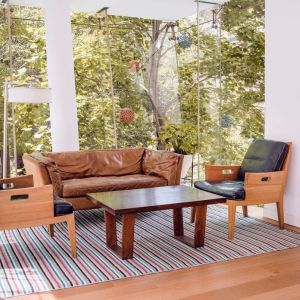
xmin=265 ymin=0 xmax=300 ymax=227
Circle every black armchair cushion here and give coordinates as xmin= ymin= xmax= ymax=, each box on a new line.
xmin=194 ymin=180 xmax=245 ymax=200
xmin=54 ymin=198 xmax=73 ymax=216
xmin=238 ymin=139 xmax=289 ymax=180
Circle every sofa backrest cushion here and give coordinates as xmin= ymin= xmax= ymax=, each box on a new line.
xmin=142 ymin=149 xmax=181 ymax=185
xmin=44 ymin=148 xmax=145 ymax=179
xmin=239 ymin=139 xmax=289 ymax=180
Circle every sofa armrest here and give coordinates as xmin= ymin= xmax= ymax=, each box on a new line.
xmin=205 ymin=165 xmax=241 ymax=181
xmin=46 ymin=165 xmax=63 ymax=197
xmin=142 ymin=149 xmax=184 ymax=185
xmin=0 ymin=175 xmax=34 ymax=189
xmin=23 ymin=153 xmax=52 ymax=186
xmin=23 ymin=152 xmax=63 ymax=196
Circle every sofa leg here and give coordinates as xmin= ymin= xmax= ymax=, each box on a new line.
xmin=48 ymin=224 xmax=54 ymax=237
xmin=242 ymin=206 xmax=248 ymax=217
xmin=276 ymin=201 xmax=284 ymax=229
xmin=227 ymin=201 xmax=236 ymax=240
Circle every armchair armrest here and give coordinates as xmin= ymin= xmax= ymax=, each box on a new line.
xmin=0 ymin=185 xmax=54 ymax=227
xmin=205 ymin=165 xmax=241 ymax=181
xmin=0 ymin=175 xmax=34 ymax=189
xmin=244 ymin=171 xmax=287 ymax=202
xmin=0 ymin=185 xmax=53 ymax=200
xmin=244 ymin=171 xmax=287 ymax=186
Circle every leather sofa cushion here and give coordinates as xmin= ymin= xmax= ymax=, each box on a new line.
xmin=239 ymin=139 xmax=289 ymax=180
xmin=194 ymin=180 xmax=245 ymax=200
xmin=142 ymin=150 xmax=180 ymax=185
xmin=54 ymin=198 xmax=73 ymax=216
xmin=62 ymin=174 xmax=168 ymax=198
xmin=44 ymin=148 xmax=145 ymax=180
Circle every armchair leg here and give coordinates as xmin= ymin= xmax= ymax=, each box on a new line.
xmin=48 ymin=224 xmax=54 ymax=237
xmin=67 ymin=214 xmax=77 ymax=258
xmin=191 ymin=207 xmax=196 ymax=223
xmin=227 ymin=200 xmax=237 ymax=240
xmin=242 ymin=206 xmax=248 ymax=217
xmin=276 ymin=201 xmax=284 ymax=229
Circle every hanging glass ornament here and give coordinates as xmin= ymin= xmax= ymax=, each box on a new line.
xmin=128 ymin=60 xmax=142 ymax=73
xmin=120 ymin=107 xmax=135 ymax=124
xmin=219 ymin=115 xmax=234 ymax=129
xmin=177 ymin=33 xmax=192 ymax=49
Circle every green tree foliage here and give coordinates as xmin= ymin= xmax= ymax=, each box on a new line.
xmin=0 ymin=0 xmax=265 ymax=176
xmin=161 ymin=0 xmax=264 ymax=167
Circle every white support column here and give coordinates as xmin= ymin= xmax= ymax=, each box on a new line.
xmin=44 ymin=0 xmax=79 ymax=152
xmin=265 ymin=0 xmax=300 ymax=227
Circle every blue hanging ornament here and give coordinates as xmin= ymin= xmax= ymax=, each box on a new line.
xmin=219 ymin=115 xmax=234 ymax=129
xmin=177 ymin=33 xmax=192 ymax=49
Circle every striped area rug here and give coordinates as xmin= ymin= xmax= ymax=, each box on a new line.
xmin=1 ymin=205 xmax=300 ymax=298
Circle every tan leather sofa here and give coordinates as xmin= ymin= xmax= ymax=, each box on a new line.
xmin=23 ymin=148 xmax=183 ymax=210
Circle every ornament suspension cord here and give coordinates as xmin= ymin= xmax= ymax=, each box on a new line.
xmin=6 ymin=1 xmax=18 ymax=176
xmin=196 ymin=0 xmax=201 ymax=181
xmin=96 ymin=17 xmax=108 ymax=148
xmin=174 ymin=30 xmax=180 ymax=84
xmin=104 ymin=8 xmax=118 ymax=149
xmin=171 ymin=24 xmax=181 ymax=111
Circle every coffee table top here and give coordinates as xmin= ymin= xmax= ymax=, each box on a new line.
xmin=87 ymin=185 xmax=226 ymax=214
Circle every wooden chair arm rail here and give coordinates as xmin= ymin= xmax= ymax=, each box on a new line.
xmin=205 ymin=165 xmax=241 ymax=181
xmin=0 ymin=185 xmax=53 ymax=199
xmin=244 ymin=171 xmax=286 ymax=186
xmin=0 ymin=175 xmax=34 ymax=189
xmin=245 ymin=185 xmax=283 ymax=202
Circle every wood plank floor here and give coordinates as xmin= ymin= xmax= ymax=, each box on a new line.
xmin=10 ymin=208 xmax=300 ymax=300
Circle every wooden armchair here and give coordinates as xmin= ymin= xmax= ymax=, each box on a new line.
xmin=0 ymin=175 xmax=77 ymax=257
xmin=193 ymin=140 xmax=291 ymax=239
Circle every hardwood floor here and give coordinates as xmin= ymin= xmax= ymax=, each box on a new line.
xmin=10 ymin=208 xmax=300 ymax=300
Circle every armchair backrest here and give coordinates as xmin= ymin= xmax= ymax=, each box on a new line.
xmin=282 ymin=142 xmax=292 ymax=173
xmin=0 ymin=176 xmax=54 ymax=228
xmin=239 ymin=139 xmax=290 ymax=180
xmin=0 ymin=174 xmax=34 ymax=189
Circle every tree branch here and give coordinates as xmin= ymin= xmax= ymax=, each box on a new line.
xmin=178 ymin=75 xmax=214 ymax=99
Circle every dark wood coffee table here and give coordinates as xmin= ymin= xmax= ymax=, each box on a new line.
xmin=87 ymin=186 xmax=225 ymax=260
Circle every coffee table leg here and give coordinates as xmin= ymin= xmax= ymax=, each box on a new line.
xmin=122 ymin=213 xmax=135 ymax=259
xmin=173 ymin=208 xmax=184 ymax=236
xmin=194 ymin=205 xmax=207 ymax=247
xmin=173 ymin=206 xmax=207 ymax=248
xmin=104 ymin=210 xmax=117 ymax=250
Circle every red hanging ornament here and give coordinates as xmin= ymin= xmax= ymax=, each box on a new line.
xmin=119 ymin=107 xmax=135 ymax=124
xmin=128 ymin=60 xmax=141 ymax=73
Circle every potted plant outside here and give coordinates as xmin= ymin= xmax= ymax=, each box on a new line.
xmin=159 ymin=123 xmax=197 ymax=179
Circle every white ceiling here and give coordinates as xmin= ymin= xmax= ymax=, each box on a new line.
xmin=7 ymin=0 xmax=227 ymax=21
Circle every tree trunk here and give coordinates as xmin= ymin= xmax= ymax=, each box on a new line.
xmin=149 ymin=20 xmax=167 ymax=149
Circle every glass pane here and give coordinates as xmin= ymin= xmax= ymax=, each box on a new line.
xmin=0 ymin=0 xmax=265 ymax=178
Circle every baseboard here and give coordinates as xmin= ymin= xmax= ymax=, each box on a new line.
xmin=264 ymin=204 xmax=300 ymax=228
